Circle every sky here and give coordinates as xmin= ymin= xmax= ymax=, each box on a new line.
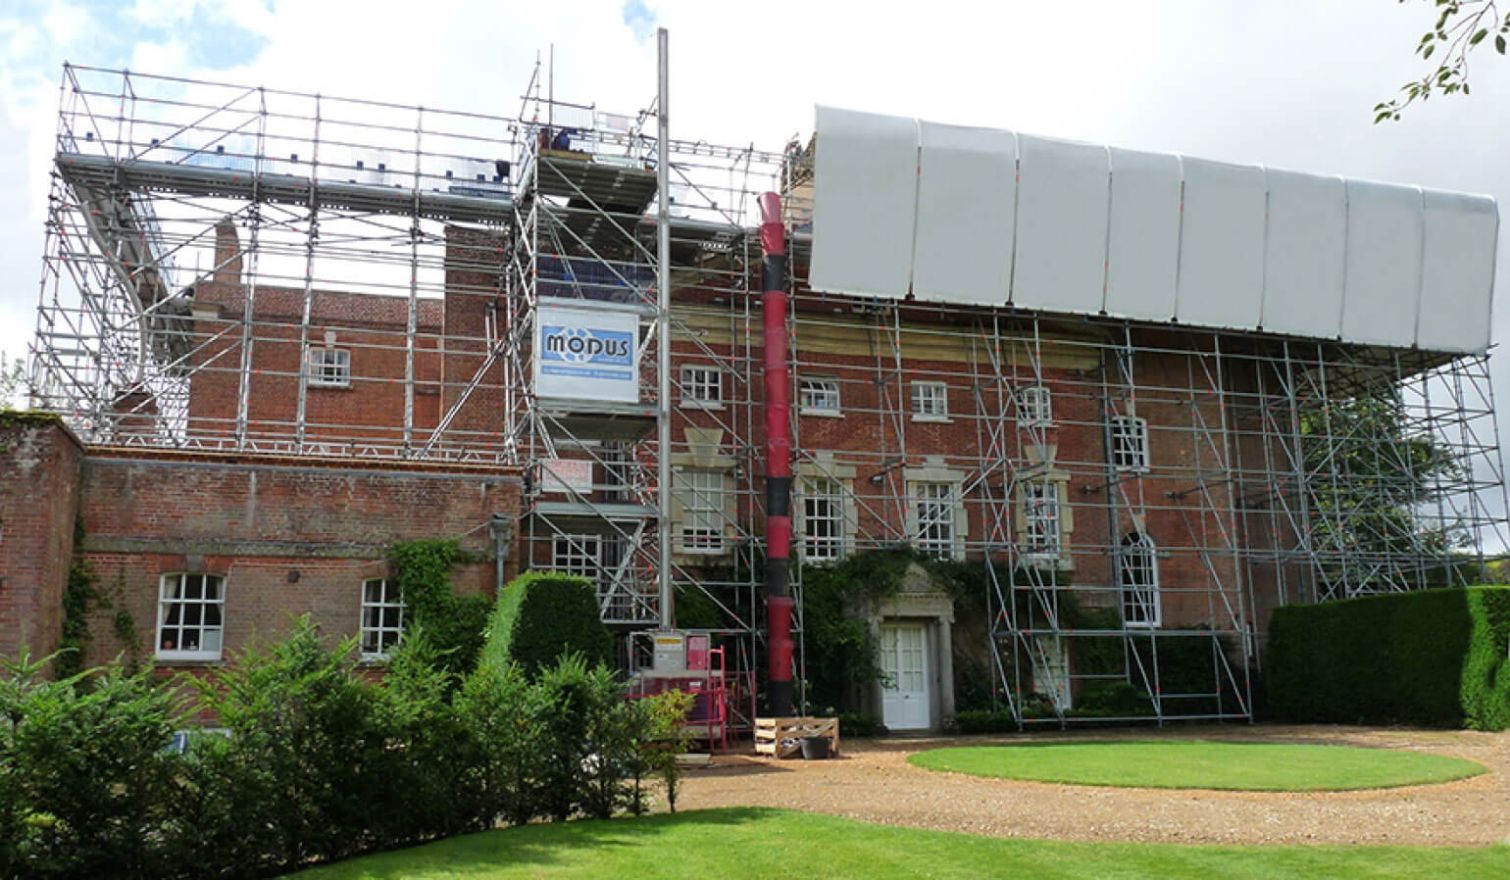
xmin=2 ymin=1 xmax=1509 ymax=424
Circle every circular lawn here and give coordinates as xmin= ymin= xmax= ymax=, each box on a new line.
xmin=907 ymin=740 xmax=1486 ymax=792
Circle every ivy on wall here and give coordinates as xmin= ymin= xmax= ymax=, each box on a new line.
xmin=387 ymin=538 xmax=492 ymax=676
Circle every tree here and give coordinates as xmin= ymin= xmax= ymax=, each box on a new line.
xmin=0 ymin=352 xmax=24 ymax=410
xmin=1376 ymin=0 xmax=1510 ymax=121
xmin=1300 ymin=394 xmax=1469 ymax=595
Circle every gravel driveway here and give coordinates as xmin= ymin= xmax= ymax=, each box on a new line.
xmin=679 ymin=725 xmax=1510 ymax=846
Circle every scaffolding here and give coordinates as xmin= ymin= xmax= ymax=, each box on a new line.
xmin=29 ymin=62 xmax=1509 ymax=730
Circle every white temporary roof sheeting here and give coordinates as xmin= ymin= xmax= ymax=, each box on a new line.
xmin=1012 ymin=135 xmax=1111 ymax=316
xmin=1419 ymin=190 xmax=1497 ymax=353
xmin=1104 ymin=148 xmax=1182 ymax=321
xmin=1261 ymin=170 xmax=1347 ymax=339
xmin=911 ymin=121 xmax=1017 ymax=304
xmin=808 ymin=105 xmax=1499 ymax=354
xmin=808 ymin=107 xmax=918 ymax=298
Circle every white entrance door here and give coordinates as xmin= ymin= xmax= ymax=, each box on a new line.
xmin=880 ymin=622 xmax=930 ymax=730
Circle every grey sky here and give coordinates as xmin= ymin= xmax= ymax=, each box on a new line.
xmin=3 ymin=0 xmax=1508 ymax=417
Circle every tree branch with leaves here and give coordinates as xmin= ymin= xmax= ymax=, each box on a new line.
xmin=1377 ymin=0 xmax=1510 ymax=121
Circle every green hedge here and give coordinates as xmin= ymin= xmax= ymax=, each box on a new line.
xmin=481 ymin=572 xmax=613 ymax=677
xmin=1267 ymin=586 xmax=1510 ymax=730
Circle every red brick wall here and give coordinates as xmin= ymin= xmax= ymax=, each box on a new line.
xmin=188 ymin=283 xmax=444 ymax=449
xmin=74 ymin=450 xmax=520 ymax=667
xmin=0 ymin=419 xmax=83 ymax=661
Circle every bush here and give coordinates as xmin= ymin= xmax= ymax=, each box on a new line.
xmin=954 ymin=709 xmax=1016 ymax=734
xmin=186 ymin=617 xmax=391 ymax=875
xmin=1267 ymin=586 xmax=1510 ymax=729
xmin=836 ymin=712 xmax=881 ymax=737
xmin=481 ymin=572 xmax=613 ymax=677
xmin=0 ymin=619 xmax=697 ymax=879
xmin=0 ymin=655 xmax=179 ymax=880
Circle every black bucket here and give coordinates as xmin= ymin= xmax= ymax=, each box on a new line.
xmin=799 ymin=735 xmax=832 ymax=760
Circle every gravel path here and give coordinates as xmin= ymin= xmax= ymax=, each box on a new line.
xmin=679 ymin=725 xmax=1510 ymax=846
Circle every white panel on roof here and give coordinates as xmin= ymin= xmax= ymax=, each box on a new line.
xmin=1104 ymin=148 xmax=1182 ymax=321
xmin=1418 ymin=190 xmax=1497 ymax=354
xmin=1261 ymin=170 xmax=1346 ymax=339
xmin=809 ymin=106 xmax=919 ymax=298
xmin=910 ymin=122 xmax=1017 ymax=304
xmin=1011 ymin=135 xmax=1109 ymax=315
xmin=1342 ymin=181 xmax=1423 ymax=348
xmin=1177 ymin=158 xmax=1267 ymax=330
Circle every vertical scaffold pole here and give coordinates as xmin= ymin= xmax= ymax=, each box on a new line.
xmin=656 ymin=27 xmax=674 ymax=631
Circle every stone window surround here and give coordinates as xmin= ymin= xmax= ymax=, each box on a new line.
xmin=903 ymin=457 xmax=968 ymax=562
xmin=669 ymin=427 xmax=737 ymax=562
xmin=794 ymin=452 xmax=860 ymax=563
xmin=1013 ymin=443 xmax=1075 ymax=569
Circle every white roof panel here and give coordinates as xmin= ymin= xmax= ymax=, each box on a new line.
xmin=809 ymin=106 xmax=918 ymax=299
xmin=1419 ymin=190 xmax=1497 ymax=353
xmin=1011 ymin=135 xmax=1110 ymax=315
xmin=1342 ymin=181 xmax=1423 ymax=349
xmin=1104 ymin=148 xmax=1182 ymax=321
xmin=807 ymin=106 xmax=1498 ymax=353
xmin=911 ymin=121 xmax=1017 ymax=305
xmin=1261 ymin=170 xmax=1347 ymax=339
xmin=1176 ymin=158 xmax=1267 ymax=330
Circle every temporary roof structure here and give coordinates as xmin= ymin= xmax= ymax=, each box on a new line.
xmin=808 ymin=106 xmax=1499 ymax=355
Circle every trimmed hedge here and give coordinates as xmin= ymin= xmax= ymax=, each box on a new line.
xmin=1267 ymin=586 xmax=1510 ymax=729
xmin=482 ymin=572 xmax=613 ymax=677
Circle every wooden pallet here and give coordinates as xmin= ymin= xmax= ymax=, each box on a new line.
xmin=754 ymin=716 xmax=840 ymax=759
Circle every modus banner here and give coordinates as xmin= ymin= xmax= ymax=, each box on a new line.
xmin=534 ymin=303 xmax=642 ymax=403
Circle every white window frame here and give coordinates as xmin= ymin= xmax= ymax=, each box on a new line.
xmin=359 ymin=578 xmax=405 ymax=660
xmin=679 ymin=364 xmax=723 ymax=409
xmin=910 ymin=381 xmax=950 ymax=422
xmin=799 ymin=376 xmax=842 ymax=416
xmin=1019 ymin=385 xmax=1052 ymax=427
xmin=307 ymin=347 xmax=351 ymax=388
xmin=801 ymin=476 xmax=846 ymax=563
xmin=155 ymin=573 xmax=226 ymax=662
xmin=679 ymin=470 xmax=726 ymax=554
xmin=914 ymin=482 xmax=956 ymax=560
xmin=1022 ymin=480 xmax=1062 ymax=562
xmin=552 ymin=533 xmax=603 ymax=582
xmin=1119 ymin=532 xmax=1161 ymax=628
xmin=1111 ymin=415 xmax=1150 ymax=472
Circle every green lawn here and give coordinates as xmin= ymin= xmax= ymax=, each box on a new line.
xmin=907 ymin=740 xmax=1486 ymax=791
xmin=287 ymin=807 xmax=1508 ymax=879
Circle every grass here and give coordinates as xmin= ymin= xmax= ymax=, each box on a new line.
xmin=907 ymin=740 xmax=1487 ymax=791
xmin=286 ymin=807 xmax=1509 ymax=879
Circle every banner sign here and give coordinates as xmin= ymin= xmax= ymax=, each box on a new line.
xmin=534 ymin=303 xmax=641 ymax=403
xmin=540 ymin=458 xmax=594 ymax=495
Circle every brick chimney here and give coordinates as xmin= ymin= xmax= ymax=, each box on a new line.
xmin=213 ymin=217 xmax=243 ymax=285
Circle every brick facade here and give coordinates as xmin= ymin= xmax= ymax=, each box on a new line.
xmin=0 ymin=417 xmax=83 ymax=662
xmin=71 ymin=451 xmax=520 ymax=667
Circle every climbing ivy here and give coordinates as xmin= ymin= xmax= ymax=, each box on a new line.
xmin=55 ymin=557 xmax=99 ymax=680
xmin=387 ymin=538 xmax=492 ymax=676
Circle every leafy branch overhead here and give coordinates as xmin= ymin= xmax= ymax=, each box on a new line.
xmin=1377 ymin=0 xmax=1509 ymax=122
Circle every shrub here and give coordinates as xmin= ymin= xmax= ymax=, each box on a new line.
xmin=0 ymin=653 xmax=179 ymax=880
xmin=954 ymin=709 xmax=1016 ymax=734
xmin=1267 ymin=586 xmax=1510 ymax=729
xmin=836 ymin=711 xmax=881 ymax=737
xmin=187 ymin=617 xmax=389 ymax=874
xmin=481 ymin=573 xmax=613 ymax=677
xmin=0 ymin=617 xmax=693 ymax=878
xmin=454 ymin=651 xmax=547 ymax=827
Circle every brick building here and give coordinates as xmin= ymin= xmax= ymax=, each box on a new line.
xmin=15 ymin=67 xmax=1501 ymax=731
